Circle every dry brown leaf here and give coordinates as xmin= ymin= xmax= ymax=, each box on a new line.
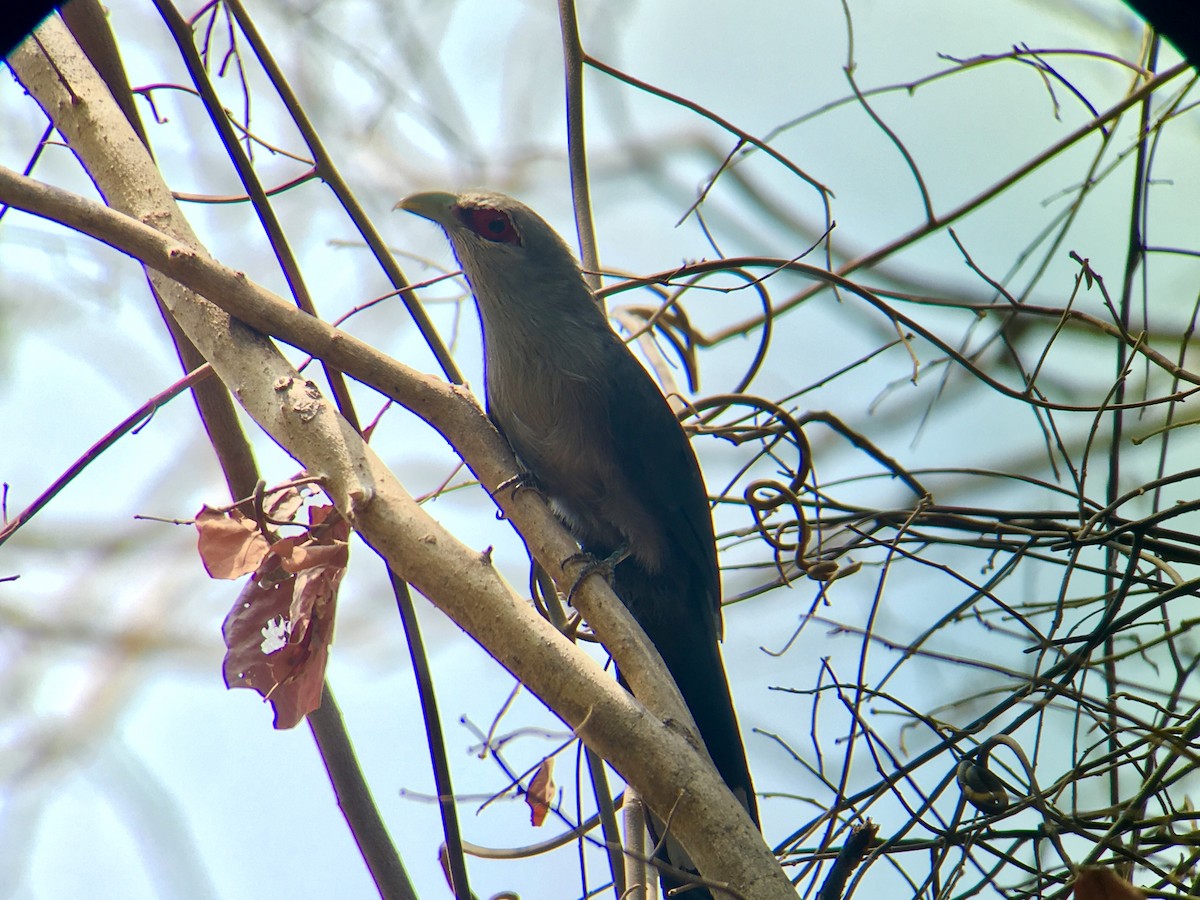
xmin=220 ymin=505 xmax=350 ymax=729
xmin=264 ymin=484 xmax=305 ymax=522
xmin=1074 ymin=867 xmax=1145 ymax=900
xmin=526 ymin=757 xmax=556 ymax=827
xmin=195 ymin=505 xmax=270 ymax=580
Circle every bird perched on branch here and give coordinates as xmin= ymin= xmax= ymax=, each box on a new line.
xmin=398 ymin=190 xmax=758 ymax=893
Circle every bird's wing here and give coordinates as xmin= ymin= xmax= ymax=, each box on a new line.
xmin=602 ymin=345 xmax=723 ymax=635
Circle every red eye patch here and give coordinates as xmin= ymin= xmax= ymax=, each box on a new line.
xmin=459 ymin=206 xmax=521 ymax=245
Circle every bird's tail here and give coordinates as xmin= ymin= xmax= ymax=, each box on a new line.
xmin=612 ymin=561 xmax=758 ymax=897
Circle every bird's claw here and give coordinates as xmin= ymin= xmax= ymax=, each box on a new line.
xmin=565 ymin=546 xmax=630 ymax=602
xmin=492 ymin=472 xmax=543 ymax=521
xmin=492 ymin=471 xmax=539 ymax=498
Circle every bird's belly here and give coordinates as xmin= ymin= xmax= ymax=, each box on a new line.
xmin=489 ymin=360 xmax=669 ymax=568
xmin=501 ymin=415 xmax=663 ymax=565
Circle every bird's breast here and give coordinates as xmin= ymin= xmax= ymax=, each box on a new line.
xmin=486 ymin=354 xmax=668 ymax=569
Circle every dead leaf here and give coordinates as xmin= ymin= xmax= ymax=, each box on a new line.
xmin=264 ymin=484 xmax=305 ymax=522
xmin=527 ymin=758 xmax=556 ymax=827
xmin=220 ymin=505 xmax=350 ymax=729
xmin=196 ymin=505 xmax=270 ymax=579
xmin=1074 ymin=868 xmax=1145 ymax=900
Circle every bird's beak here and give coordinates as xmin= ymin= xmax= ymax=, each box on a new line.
xmin=394 ymin=191 xmax=458 ymax=229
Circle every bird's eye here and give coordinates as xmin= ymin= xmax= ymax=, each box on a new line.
xmin=460 ymin=207 xmax=521 ymax=245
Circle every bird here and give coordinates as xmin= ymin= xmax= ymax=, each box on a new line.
xmin=398 ymin=190 xmax=758 ymax=894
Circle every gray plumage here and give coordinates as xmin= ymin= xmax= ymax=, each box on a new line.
xmin=400 ymin=190 xmax=758 ymax=895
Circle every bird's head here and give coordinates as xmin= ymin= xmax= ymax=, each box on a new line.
xmin=396 ymin=190 xmax=591 ymax=314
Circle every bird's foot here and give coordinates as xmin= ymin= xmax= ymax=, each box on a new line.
xmin=491 ymin=472 xmax=543 ymax=520
xmin=564 ymin=546 xmax=630 ymax=602
xmin=492 ymin=471 xmax=539 ymax=498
